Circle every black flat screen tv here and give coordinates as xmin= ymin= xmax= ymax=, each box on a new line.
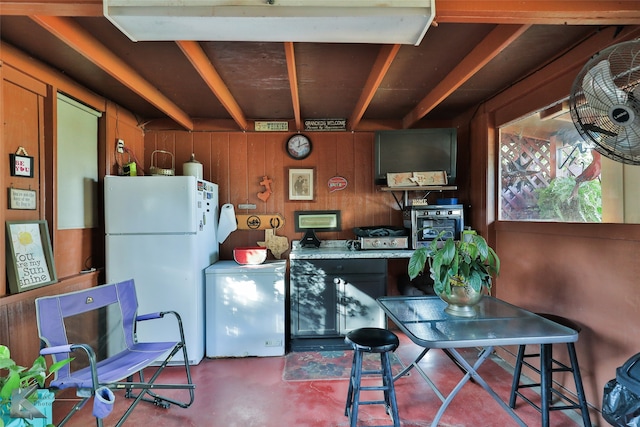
xmin=374 ymin=128 xmax=457 ymax=185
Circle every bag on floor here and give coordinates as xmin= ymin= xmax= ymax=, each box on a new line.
xmin=603 ymin=353 xmax=640 ymax=426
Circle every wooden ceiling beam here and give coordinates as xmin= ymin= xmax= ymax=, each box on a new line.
xmin=30 ymin=15 xmax=194 ymax=130
xmin=435 ymin=0 xmax=640 ymax=25
xmin=4 ymin=1 xmax=640 ymax=25
xmin=284 ymin=42 xmax=302 ymax=132
xmin=403 ymin=24 xmax=530 ymax=129
xmin=1 ymin=1 xmax=101 ymax=16
xmin=176 ymin=41 xmax=248 ymax=131
xmin=348 ymin=44 xmax=401 ymax=132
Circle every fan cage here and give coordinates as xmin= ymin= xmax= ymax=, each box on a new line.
xmin=569 ymin=39 xmax=640 ymax=165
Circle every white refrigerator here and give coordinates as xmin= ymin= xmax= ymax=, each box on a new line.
xmin=104 ymin=175 xmax=219 ymax=365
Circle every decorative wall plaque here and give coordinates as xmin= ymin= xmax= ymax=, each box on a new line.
xmin=9 ymin=147 xmax=34 ymax=178
xmin=8 ymin=188 xmax=37 ymax=210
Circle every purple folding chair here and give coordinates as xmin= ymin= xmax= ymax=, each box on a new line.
xmin=35 ymin=279 xmax=195 ymax=427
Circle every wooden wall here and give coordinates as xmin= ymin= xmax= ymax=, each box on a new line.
xmin=467 ymin=26 xmax=640 ymax=425
xmin=143 ymin=131 xmax=414 ymax=261
xmin=0 ymin=42 xmax=145 ymax=368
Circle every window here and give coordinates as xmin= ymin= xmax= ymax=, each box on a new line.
xmin=56 ymin=93 xmax=101 ymax=229
xmin=499 ymin=102 xmax=602 ymax=222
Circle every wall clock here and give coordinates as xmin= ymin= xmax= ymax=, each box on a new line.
xmin=286 ymin=134 xmax=312 ymax=160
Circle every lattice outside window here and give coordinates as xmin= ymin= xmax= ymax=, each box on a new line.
xmin=499 ymin=108 xmax=602 ymax=222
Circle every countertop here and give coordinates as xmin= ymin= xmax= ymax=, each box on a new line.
xmin=289 ymin=240 xmax=414 ymax=260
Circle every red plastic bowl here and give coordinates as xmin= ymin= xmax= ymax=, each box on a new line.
xmin=233 ymin=247 xmax=267 ymax=265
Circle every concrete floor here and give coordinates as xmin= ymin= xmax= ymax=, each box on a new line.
xmin=52 ymin=332 xmax=587 ymax=426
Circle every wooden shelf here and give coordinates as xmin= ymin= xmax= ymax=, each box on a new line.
xmin=379 ymin=185 xmax=457 ymax=192
xmin=379 ymin=185 xmax=458 ymax=210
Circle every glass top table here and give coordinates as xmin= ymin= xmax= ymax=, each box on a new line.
xmin=377 ymin=295 xmax=579 ymax=427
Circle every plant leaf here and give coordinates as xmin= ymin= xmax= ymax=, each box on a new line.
xmin=408 ymin=247 xmax=428 ymax=280
xmin=0 ymin=372 xmax=20 ymax=400
xmin=49 ymin=358 xmax=73 ymax=376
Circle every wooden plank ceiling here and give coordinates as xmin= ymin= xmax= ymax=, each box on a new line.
xmin=2 ymin=1 xmax=640 ymax=131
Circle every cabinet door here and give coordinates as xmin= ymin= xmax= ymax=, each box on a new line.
xmin=337 ymin=274 xmax=386 ymax=334
xmin=290 ymin=260 xmax=339 ymax=337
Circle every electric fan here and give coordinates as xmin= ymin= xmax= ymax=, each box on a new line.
xmin=569 ymin=39 xmax=640 ymax=165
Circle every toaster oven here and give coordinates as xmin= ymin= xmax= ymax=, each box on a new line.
xmin=410 ymin=205 xmax=464 ymax=249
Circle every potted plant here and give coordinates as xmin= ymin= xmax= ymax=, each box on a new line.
xmin=408 ymin=231 xmax=500 ymax=317
xmin=0 ymin=345 xmax=72 ymax=427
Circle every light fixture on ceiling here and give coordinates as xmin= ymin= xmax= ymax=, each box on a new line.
xmin=103 ymin=0 xmax=436 ymax=45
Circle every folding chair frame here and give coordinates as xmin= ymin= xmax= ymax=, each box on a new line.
xmin=35 ymin=279 xmax=195 ymax=427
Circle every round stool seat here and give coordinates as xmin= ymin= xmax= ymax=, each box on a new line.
xmin=345 ymin=327 xmax=399 ymax=353
xmin=536 ymin=313 xmax=581 ymax=333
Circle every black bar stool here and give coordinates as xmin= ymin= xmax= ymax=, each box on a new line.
xmin=344 ymin=327 xmax=401 ymax=427
xmin=509 ymin=313 xmax=592 ymax=427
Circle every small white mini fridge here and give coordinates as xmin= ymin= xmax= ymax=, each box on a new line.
xmin=205 ymin=260 xmax=286 ymax=357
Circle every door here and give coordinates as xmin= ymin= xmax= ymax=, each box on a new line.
xmin=105 ymin=233 xmax=203 ymax=364
xmin=290 ymin=260 xmax=339 ymax=337
xmin=104 ymin=175 xmax=197 ymax=234
xmin=338 ymin=274 xmax=386 ymax=334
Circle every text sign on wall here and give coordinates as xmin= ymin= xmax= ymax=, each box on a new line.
xmin=8 ymin=188 xmax=37 ymax=210
xmin=255 ymin=121 xmax=289 ymax=131
xmin=9 ymin=154 xmax=34 ymax=177
xmin=304 ymin=119 xmax=346 ymax=131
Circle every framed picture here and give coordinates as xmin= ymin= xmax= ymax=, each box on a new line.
xmin=9 ymin=153 xmax=34 ymax=178
xmin=288 ymin=168 xmax=315 ymax=201
xmin=5 ymin=220 xmax=57 ymax=294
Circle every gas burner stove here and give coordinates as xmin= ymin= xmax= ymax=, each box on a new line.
xmin=358 ymin=236 xmax=409 ymax=250
xmin=352 ymin=226 xmax=409 ymax=250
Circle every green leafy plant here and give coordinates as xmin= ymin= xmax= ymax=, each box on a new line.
xmin=0 ymin=345 xmax=72 ymax=426
xmin=535 ymin=176 xmax=601 ymax=222
xmin=408 ymin=232 xmax=500 ymax=296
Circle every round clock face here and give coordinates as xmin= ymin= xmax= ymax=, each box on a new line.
xmin=286 ymin=134 xmax=312 ymax=160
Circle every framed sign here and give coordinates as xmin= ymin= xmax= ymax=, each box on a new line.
xmin=9 ymin=153 xmax=34 ymax=178
xmin=8 ymin=188 xmax=37 ymax=210
xmin=5 ymin=220 xmax=57 ymax=294
xmin=288 ymin=168 xmax=315 ymax=201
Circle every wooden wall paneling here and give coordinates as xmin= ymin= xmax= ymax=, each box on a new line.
xmin=246 ymin=132 xmax=266 ymax=207
xmin=7 ymin=298 xmax=42 ymax=368
xmin=141 ymin=130 xmax=398 ymax=259
xmin=262 ymin=133 xmax=288 ymax=256
xmin=3 ymin=73 xmax=46 ymax=297
xmin=220 ymin=133 xmax=249 ymax=259
xmin=320 ymin=132 xmax=344 ymax=241
xmin=353 ymin=132 xmax=374 ymax=226
xmin=143 ymin=131 xmax=157 ymax=175
xmin=0 ymin=272 xmax=99 ymax=367
xmin=494 ymin=222 xmax=640 ymax=420
xmin=333 ymin=132 xmax=356 ymax=234
xmin=210 ymin=132 xmax=230 ymax=199
xmin=263 ymin=133 xmax=285 ymax=216
xmin=4 ymin=80 xmax=43 ymax=222
xmin=149 ymin=132 xmax=176 ymax=175
xmin=193 ymin=132 xmax=212 ymax=181
xmin=227 ymin=133 xmax=249 ymax=204
xmin=106 ymin=103 xmax=145 ymax=177
xmin=0 ymin=305 xmax=8 ymax=348
xmin=37 ymin=94 xmax=46 ymax=221
xmin=354 ymin=132 xmax=394 ymax=228
xmin=240 ymin=132 xmax=270 ymax=249
xmin=174 ymin=131 xmax=194 ymax=176
xmin=44 ymin=86 xmax=57 ymax=261
xmin=55 ymin=229 xmax=94 ymax=278
xmin=1 ymin=64 xmax=6 ymax=296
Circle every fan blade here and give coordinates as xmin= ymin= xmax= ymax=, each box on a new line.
xmin=582 ymin=123 xmax=618 ymax=137
xmin=582 ymin=60 xmax=628 ymax=113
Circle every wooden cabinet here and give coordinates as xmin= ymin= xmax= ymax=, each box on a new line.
xmin=290 ymin=259 xmax=386 ymax=351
